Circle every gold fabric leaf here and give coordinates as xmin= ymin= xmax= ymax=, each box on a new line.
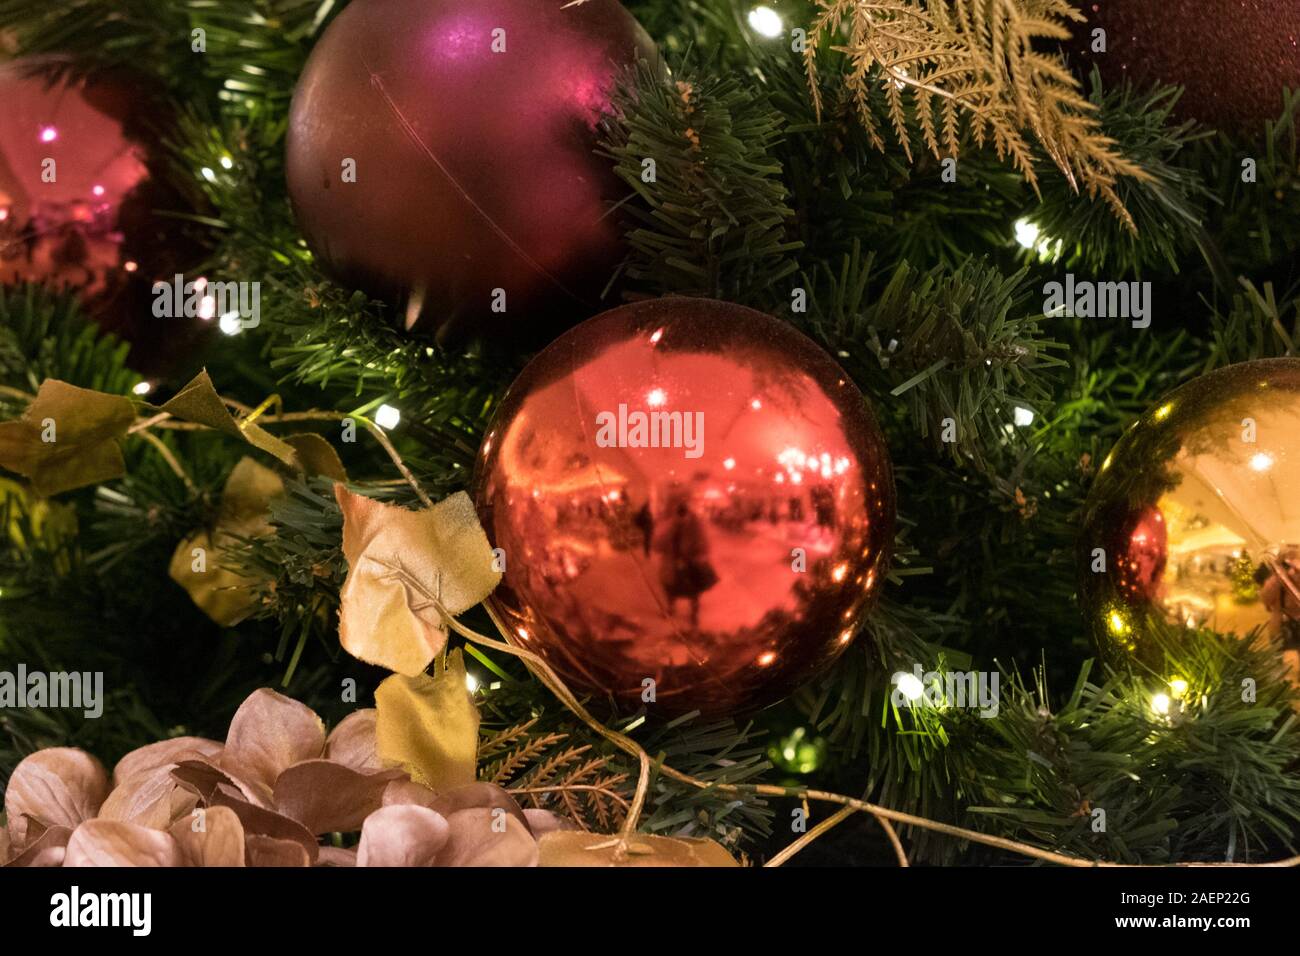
xmin=168 ymin=457 xmax=284 ymax=626
xmin=375 ymin=649 xmax=479 ymax=792
xmin=537 ymin=831 xmax=741 ymax=867
xmin=0 ymin=476 xmax=78 ymax=555
xmin=0 ymin=380 xmax=135 ymax=496
xmin=159 ymin=370 xmax=298 ymax=468
xmin=283 ymin=433 xmax=348 ymax=481
xmin=335 ymin=486 xmax=501 ymax=676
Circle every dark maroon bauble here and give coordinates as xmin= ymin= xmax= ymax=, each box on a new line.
xmin=0 ymin=61 xmax=207 ymax=374
xmin=473 ymin=297 xmax=896 ymax=717
xmin=1067 ymin=1 xmax=1300 ymax=133
xmin=285 ymin=0 xmax=656 ymax=344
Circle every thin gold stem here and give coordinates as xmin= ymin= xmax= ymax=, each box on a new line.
xmin=242 ymin=393 xmax=283 ymax=426
xmin=766 ymin=806 xmax=856 ymax=867
xmin=442 ymin=603 xmax=1300 ymax=869
xmin=358 ymin=418 xmax=432 ymax=509
xmin=878 ymin=813 xmax=909 ymax=866
xmin=127 ymin=411 xmax=171 ymax=435
xmin=0 ymin=385 xmax=35 ymax=403
xmin=128 ymin=404 xmax=433 ymax=508
xmin=136 ymin=430 xmax=197 ymax=494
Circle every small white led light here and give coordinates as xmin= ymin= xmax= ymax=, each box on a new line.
xmin=747 ymin=6 xmax=783 ymax=37
xmin=1013 ymin=218 xmax=1040 ymax=249
xmin=894 ymin=671 xmax=924 ymax=701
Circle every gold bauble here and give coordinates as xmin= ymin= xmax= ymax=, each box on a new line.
xmin=1079 ymin=359 xmax=1300 ymax=684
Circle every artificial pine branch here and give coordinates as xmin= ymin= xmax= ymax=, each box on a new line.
xmin=0 ymin=286 xmax=139 ymax=409
xmin=1027 ymin=71 xmax=1213 ymax=275
xmin=800 ymin=244 xmax=1067 ymax=470
xmin=599 ymin=59 xmax=802 ymax=303
xmin=1199 ymin=89 xmax=1300 ymax=277
xmin=4 ymin=0 xmax=1299 ymax=866
xmin=1204 ymin=281 xmax=1300 ymax=369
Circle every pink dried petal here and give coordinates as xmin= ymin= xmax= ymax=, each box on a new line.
xmin=273 ymin=759 xmax=403 ymax=834
xmin=381 ymin=779 xmax=439 ymax=809
xmin=169 ymin=805 xmax=246 ymax=867
xmin=222 ymin=688 xmax=325 ymax=796
xmin=98 ymin=764 xmax=186 ymax=830
xmin=324 ymin=709 xmax=381 ymax=772
xmin=523 ymin=809 xmax=580 ymax=837
xmin=4 ymin=748 xmax=109 ymax=849
xmin=111 ymin=737 xmax=223 ymax=788
xmin=203 ymin=789 xmax=319 ymax=865
xmin=428 ymin=782 xmax=529 ymax=832
xmin=357 ymin=805 xmax=450 ymax=867
xmin=245 ymin=834 xmax=311 ymax=867
xmin=171 ymin=758 xmax=272 ymax=809
xmin=316 ymin=846 xmax=358 ymax=867
xmin=436 ymin=808 xmax=538 ymax=867
xmin=3 ymin=825 xmax=71 ymax=868
xmin=64 ymin=820 xmax=184 ymax=867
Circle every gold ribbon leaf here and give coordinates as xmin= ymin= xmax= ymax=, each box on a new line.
xmin=283 ymin=433 xmax=348 ymax=481
xmin=335 ymin=485 xmax=500 ymax=676
xmin=375 ymin=649 xmax=479 ymax=792
xmin=159 ymin=370 xmax=298 ymax=469
xmin=0 ymin=380 xmax=135 ymax=496
xmin=537 ymin=831 xmax=741 ymax=867
xmin=169 ymin=457 xmax=285 ymax=626
xmin=1 ymin=475 xmax=78 ymax=557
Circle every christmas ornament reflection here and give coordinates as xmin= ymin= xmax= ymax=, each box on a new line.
xmin=0 ymin=68 xmax=142 ymax=296
xmin=1081 ymin=359 xmax=1300 ymax=684
xmin=474 ymin=298 xmax=895 ymax=716
xmin=0 ymin=62 xmax=204 ymax=371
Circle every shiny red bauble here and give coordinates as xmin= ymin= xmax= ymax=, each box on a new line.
xmin=0 ymin=61 xmax=205 ymax=373
xmin=285 ymin=0 xmax=656 ymax=344
xmin=473 ymin=297 xmax=896 ymax=716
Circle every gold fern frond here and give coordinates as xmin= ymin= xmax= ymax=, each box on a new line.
xmin=805 ymin=0 xmax=1150 ymax=231
xmin=482 ymin=731 xmax=567 ymax=786
xmin=477 ymin=718 xmax=539 ymax=760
